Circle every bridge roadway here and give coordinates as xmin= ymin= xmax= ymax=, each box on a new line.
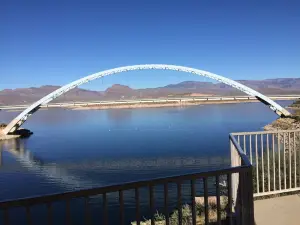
xmin=1 ymin=95 xmax=299 ymax=111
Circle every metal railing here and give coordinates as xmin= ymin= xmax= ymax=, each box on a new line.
xmin=229 ymin=134 xmax=254 ymax=225
xmin=0 ymin=135 xmax=254 ymax=225
xmin=232 ymin=130 xmax=300 ymax=197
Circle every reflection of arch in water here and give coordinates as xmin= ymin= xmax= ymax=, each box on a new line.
xmin=3 ymin=64 xmax=291 ymax=134
xmin=0 ymin=140 xmax=102 ymax=191
xmin=0 ymin=141 xmax=228 ymax=209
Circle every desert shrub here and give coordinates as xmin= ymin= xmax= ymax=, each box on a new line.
xmin=170 ymin=204 xmax=192 ymax=225
xmin=132 ymin=199 xmax=229 ymax=225
xmin=154 ymin=211 xmax=165 ymax=222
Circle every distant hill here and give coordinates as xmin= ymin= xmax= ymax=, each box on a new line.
xmin=0 ymin=78 xmax=299 ymax=105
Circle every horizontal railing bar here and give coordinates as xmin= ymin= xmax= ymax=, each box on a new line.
xmin=231 ymin=129 xmax=300 ymax=135
xmin=254 ymin=187 xmax=300 ymax=197
xmin=0 ymin=166 xmax=250 ymax=209
xmin=229 ymin=134 xmax=251 ymax=166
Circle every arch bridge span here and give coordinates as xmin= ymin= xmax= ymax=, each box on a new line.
xmin=2 ymin=64 xmax=290 ymax=134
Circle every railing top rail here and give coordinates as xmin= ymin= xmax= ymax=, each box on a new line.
xmin=231 ymin=129 xmax=300 ymax=136
xmin=0 ymin=165 xmax=250 ymax=209
xmin=229 ymin=134 xmax=252 ymax=166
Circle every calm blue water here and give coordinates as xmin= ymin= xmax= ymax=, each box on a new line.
xmin=0 ymin=101 xmax=292 ymax=224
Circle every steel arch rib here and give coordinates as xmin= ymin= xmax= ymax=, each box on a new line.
xmin=3 ymin=64 xmax=290 ymax=134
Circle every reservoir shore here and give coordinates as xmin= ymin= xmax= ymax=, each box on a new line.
xmin=70 ymin=99 xmax=260 ymax=110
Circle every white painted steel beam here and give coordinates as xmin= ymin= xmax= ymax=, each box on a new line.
xmin=3 ymin=64 xmax=291 ymax=134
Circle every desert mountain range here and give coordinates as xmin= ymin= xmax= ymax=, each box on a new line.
xmin=0 ymin=78 xmax=299 ymax=105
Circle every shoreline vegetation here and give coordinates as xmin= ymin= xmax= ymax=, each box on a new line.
xmin=131 ymin=197 xmax=229 ymax=225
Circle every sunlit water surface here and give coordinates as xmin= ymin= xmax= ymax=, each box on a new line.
xmin=0 ymin=101 xmax=292 ymax=224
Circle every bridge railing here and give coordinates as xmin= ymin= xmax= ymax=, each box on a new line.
xmin=0 ymin=135 xmax=253 ymax=225
xmin=231 ymin=130 xmax=300 ymax=197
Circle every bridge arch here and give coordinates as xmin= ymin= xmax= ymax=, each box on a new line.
xmin=3 ymin=64 xmax=290 ymax=134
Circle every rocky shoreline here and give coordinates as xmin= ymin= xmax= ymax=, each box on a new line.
xmin=264 ymin=117 xmax=300 ymax=131
xmin=263 ymin=100 xmax=300 ymax=151
xmin=264 ymin=100 xmax=300 ymax=131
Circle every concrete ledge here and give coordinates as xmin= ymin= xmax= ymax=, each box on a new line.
xmin=255 ymin=194 xmax=300 ymax=225
xmin=0 ymin=133 xmax=20 ymax=141
xmin=0 ymin=129 xmax=29 ymax=141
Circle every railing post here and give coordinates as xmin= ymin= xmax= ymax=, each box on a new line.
xmin=245 ymin=167 xmax=255 ymax=225
xmin=230 ymin=137 xmax=239 ymax=211
xmin=230 ymin=133 xmax=255 ymax=225
xmin=237 ymin=166 xmax=255 ymax=225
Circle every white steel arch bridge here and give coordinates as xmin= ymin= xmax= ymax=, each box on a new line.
xmin=2 ymin=64 xmax=291 ymax=135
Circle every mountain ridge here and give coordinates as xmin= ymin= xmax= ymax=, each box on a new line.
xmin=0 ymin=78 xmax=299 ymax=105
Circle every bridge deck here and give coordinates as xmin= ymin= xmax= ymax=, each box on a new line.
xmin=254 ymin=194 xmax=300 ymax=225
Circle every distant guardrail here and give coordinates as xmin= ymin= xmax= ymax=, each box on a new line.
xmin=1 ymin=95 xmax=299 ymax=111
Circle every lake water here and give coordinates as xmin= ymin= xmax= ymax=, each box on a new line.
xmin=0 ymin=101 xmax=293 ymax=224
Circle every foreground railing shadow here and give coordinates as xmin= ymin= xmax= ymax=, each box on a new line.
xmin=0 ymin=134 xmax=254 ymax=225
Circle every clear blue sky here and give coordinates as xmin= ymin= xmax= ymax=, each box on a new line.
xmin=0 ymin=0 xmax=299 ymax=91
